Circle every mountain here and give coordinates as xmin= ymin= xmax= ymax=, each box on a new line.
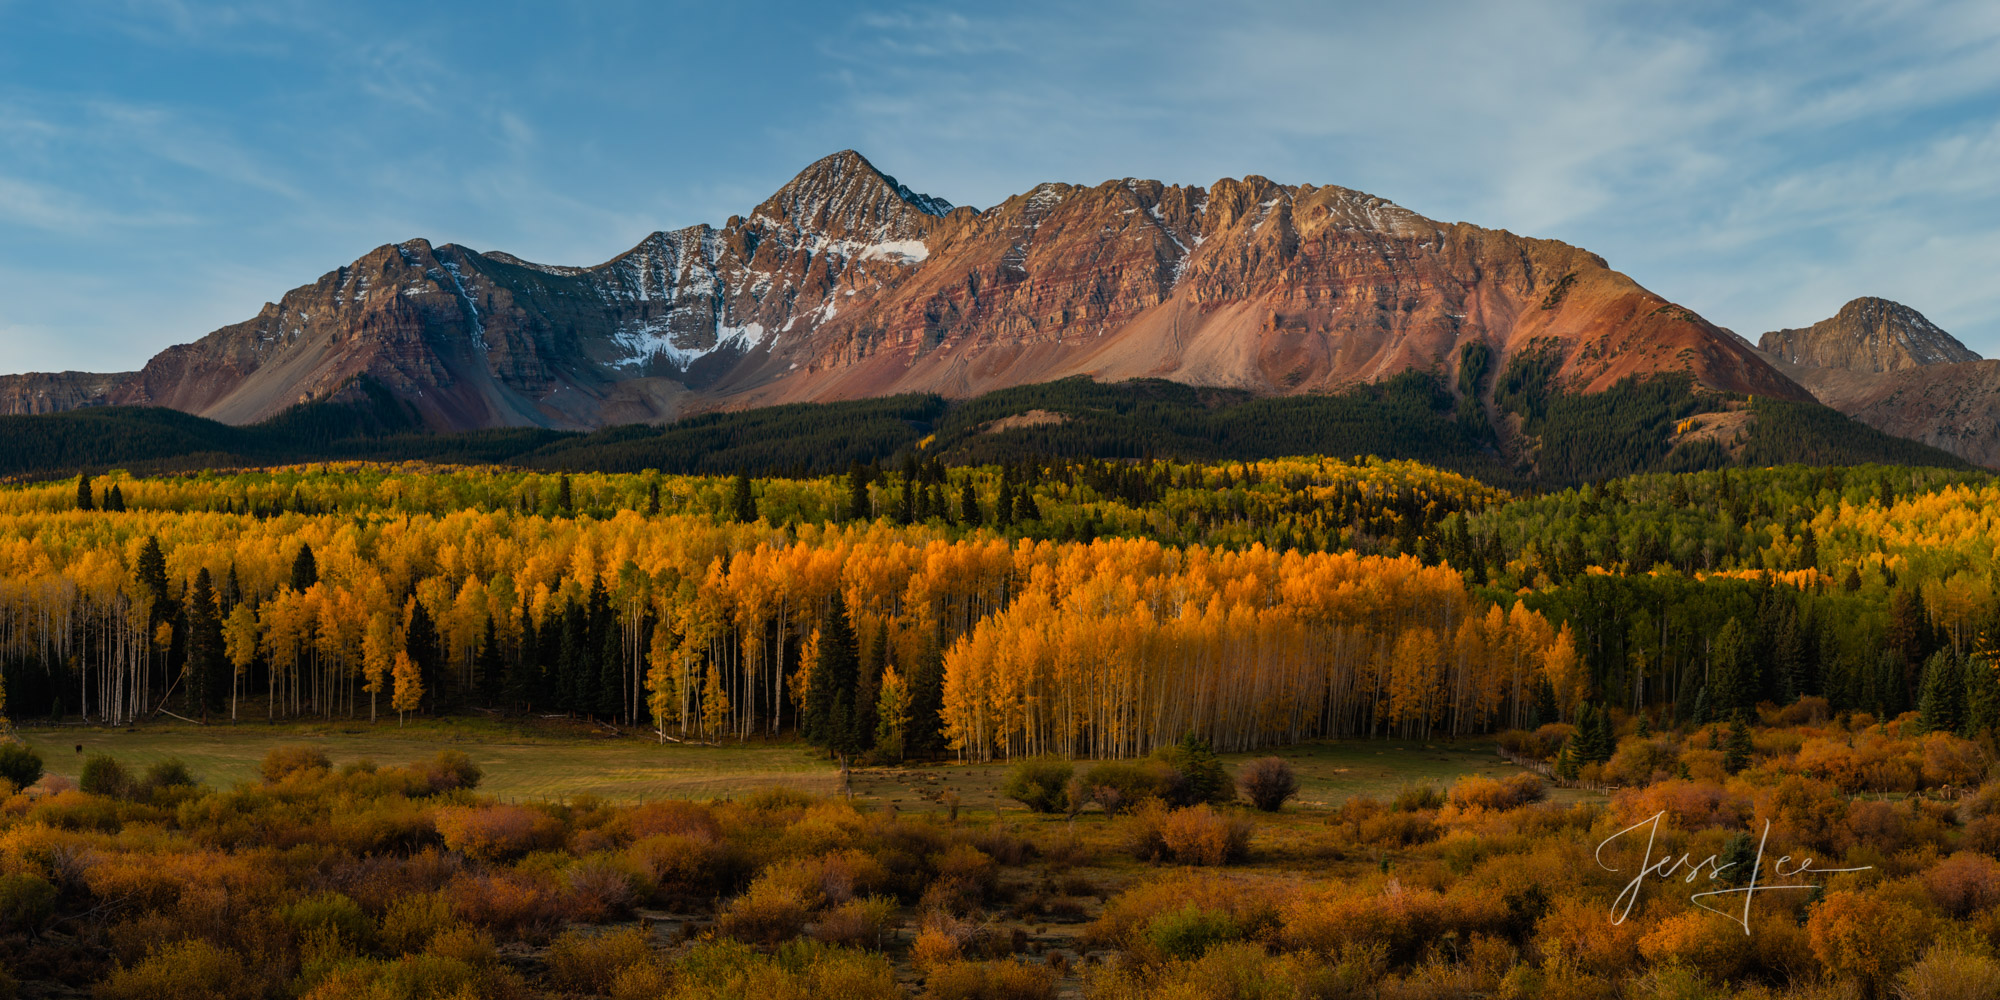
xmin=1757 ymin=298 xmax=2000 ymax=467
xmin=1760 ymin=297 xmax=1979 ymax=373
xmin=1 ymin=150 xmax=1814 ymax=434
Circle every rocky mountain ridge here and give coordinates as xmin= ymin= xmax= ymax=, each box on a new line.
xmin=2 ymin=150 xmax=1814 ymax=433
xmin=1757 ymin=298 xmax=2000 ymax=467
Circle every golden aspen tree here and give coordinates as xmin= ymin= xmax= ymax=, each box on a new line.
xmin=361 ymin=611 xmax=396 ymax=724
xmin=392 ymin=650 xmax=423 ymax=727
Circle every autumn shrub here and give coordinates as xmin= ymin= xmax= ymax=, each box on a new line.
xmin=299 ymin=953 xmax=530 ymax=1000
xmin=78 ymin=753 xmax=130 ymax=798
xmin=379 ymin=892 xmax=456 ymax=955
xmin=140 ymin=757 xmax=198 ymax=795
xmin=1447 ymin=773 xmax=1546 ymax=812
xmin=1237 ymin=757 xmax=1300 ymax=812
xmin=28 ymin=788 xmax=122 ymax=832
xmin=1806 ymin=890 xmax=1931 ymax=989
xmin=626 ymin=833 xmax=722 ymax=899
xmin=814 ymin=895 xmax=898 ymax=948
xmin=281 ymin=890 xmax=375 ymax=949
xmin=1637 ymin=909 xmax=1753 ymax=981
xmin=1603 ymin=738 xmax=1679 ymax=786
xmin=433 ymin=803 xmax=564 ymax=860
xmin=1080 ymin=760 xmax=1176 ymax=815
xmin=1922 ymin=851 xmax=2000 ymax=917
xmin=415 ymin=750 xmax=483 ymax=794
xmin=1141 ymin=903 xmax=1245 ymax=959
xmin=1086 ymin=942 xmax=1375 ymax=1000
xmin=546 ymin=925 xmax=654 ymax=994
xmin=559 ymin=853 xmax=643 ymax=922
xmin=1357 ymin=809 xmax=1440 ymax=846
xmin=718 ymin=876 xmax=812 ymax=945
xmin=261 ymin=744 xmax=332 ymax=783
xmin=1895 ymin=943 xmax=2000 ymax=1000
xmin=0 ymin=743 xmax=41 ymax=790
xmin=922 ymin=959 xmax=1057 ymax=1000
xmin=912 ymin=909 xmax=982 ymax=970
xmin=96 ymin=938 xmax=261 ymax=1000
xmin=444 ymin=870 xmax=556 ymax=937
xmin=1002 ymin=758 xmax=1073 ymax=813
xmin=1391 ymin=782 xmax=1445 ymax=812
xmin=0 ymin=873 xmax=57 ymax=932
xmin=1920 ymin=732 xmax=1988 ymax=788
xmin=1611 ymin=779 xmax=1747 ymax=832
xmin=1770 ymin=695 xmax=1832 ymax=726
xmin=665 ymin=940 xmax=902 ymax=1000
xmin=613 ymin=798 xmax=722 ymax=842
xmin=1281 ymin=879 xmax=1454 ymax=964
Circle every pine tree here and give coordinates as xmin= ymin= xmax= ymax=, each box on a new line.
xmin=405 ymin=598 xmax=442 ymax=714
xmin=646 ymin=480 xmax=661 ymax=516
xmin=845 ymin=462 xmax=871 ymax=522
xmin=104 ymin=484 xmax=126 ymax=512
xmin=1633 ymin=712 xmax=1651 ymax=739
xmin=1917 ymin=649 xmax=1965 ymax=734
xmin=806 ymin=591 xmax=862 ymax=762
xmin=76 ymin=474 xmax=93 ymax=512
xmin=730 ymin=471 xmax=757 ymax=524
xmin=558 ymin=599 xmax=588 ymax=714
xmin=1966 ymin=656 xmax=2000 ymax=739
xmin=290 ymin=542 xmax=318 ymax=593
xmin=1555 ymin=738 xmax=1580 ymax=781
xmin=959 ymin=481 xmax=980 ymax=526
xmin=506 ymin=596 xmax=537 ymax=712
xmin=1711 ymin=618 xmax=1753 ymax=714
xmin=185 ymin=568 xmax=224 ymax=722
xmin=1723 ymin=714 xmax=1753 ymax=774
xmin=903 ymin=634 xmax=946 ymax=760
xmin=476 ymin=616 xmax=503 ymax=707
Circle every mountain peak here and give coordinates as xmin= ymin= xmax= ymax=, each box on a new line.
xmin=750 ymin=150 xmax=954 ymax=245
xmin=1760 ymin=297 xmax=1979 ymax=373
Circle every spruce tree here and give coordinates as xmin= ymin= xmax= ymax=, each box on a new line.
xmin=903 ymin=633 xmax=946 ymax=760
xmin=76 ymin=474 xmax=93 ymax=512
xmin=476 ymin=616 xmax=504 ymax=708
xmin=730 ymin=471 xmax=757 ymax=524
xmin=290 ymin=542 xmax=318 ymax=593
xmin=646 ymin=480 xmax=661 ymax=516
xmin=558 ymin=599 xmax=588 ymax=714
xmin=959 ymin=482 xmax=981 ymax=526
xmin=1723 ymin=714 xmax=1753 ymax=774
xmin=405 ymin=599 xmax=442 ymax=715
xmin=1555 ymin=738 xmax=1580 ymax=781
xmin=1917 ymin=649 xmax=1965 ymax=734
xmin=186 ymin=568 xmax=224 ymax=722
xmin=845 ymin=462 xmax=871 ymax=523
xmin=1965 ymin=655 xmax=2000 ymax=739
xmin=506 ymin=596 xmax=537 ymax=712
xmin=806 ymin=591 xmax=862 ymax=761
xmin=104 ymin=484 xmax=126 ymax=512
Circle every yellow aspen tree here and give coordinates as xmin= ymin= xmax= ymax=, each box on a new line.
xmin=361 ymin=611 xmax=396 ymax=724
xmin=698 ymin=663 xmax=730 ymax=745
xmin=391 ymin=650 xmax=423 ymax=727
xmin=223 ymin=604 xmax=259 ymax=721
xmin=646 ymin=623 xmax=678 ymax=743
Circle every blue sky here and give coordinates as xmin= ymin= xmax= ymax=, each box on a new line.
xmin=3 ymin=0 xmax=2000 ymax=373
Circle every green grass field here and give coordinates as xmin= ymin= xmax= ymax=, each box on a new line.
xmin=13 ymin=719 xmax=1574 ymax=812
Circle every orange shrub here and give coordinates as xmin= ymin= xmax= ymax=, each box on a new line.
xmin=1920 ymin=732 xmax=1988 ymax=788
xmin=1753 ymin=775 xmax=1849 ymax=856
xmin=1447 ymin=774 xmax=1546 ymax=812
xmin=260 ymin=745 xmax=332 ymax=783
xmin=1638 ymin=909 xmax=1752 ymax=980
xmin=922 ymin=959 xmax=1056 ymax=1000
xmin=1610 ymin=779 xmax=1748 ymax=832
xmin=611 ymin=799 xmax=721 ymax=843
xmin=1806 ymin=890 xmax=1930 ymax=989
xmin=625 ymin=833 xmax=722 ymax=899
xmin=433 ymin=804 xmax=564 ymax=861
xmin=1532 ymin=895 xmax=1645 ymax=977
xmin=813 ymin=895 xmax=898 ymax=948
xmin=444 ymin=870 xmax=556 ymax=936
xmin=1603 ymin=738 xmax=1678 ymax=787
xmin=717 ymin=878 xmax=811 ymax=945
xmin=1923 ymin=852 xmax=2000 ymax=917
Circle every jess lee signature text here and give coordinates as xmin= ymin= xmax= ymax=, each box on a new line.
xmin=1595 ymin=810 xmax=1872 ymax=933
